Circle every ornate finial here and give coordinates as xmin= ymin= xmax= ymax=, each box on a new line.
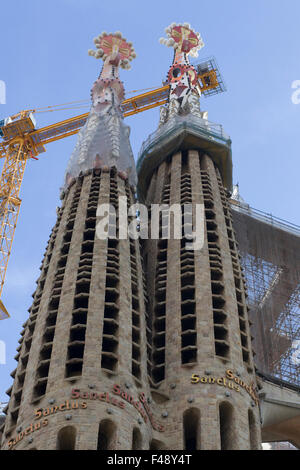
xmin=88 ymin=31 xmax=136 ymax=69
xmin=159 ymin=22 xmax=204 ymax=57
xmin=158 ymin=23 xmax=205 ymax=120
xmin=88 ymin=32 xmax=136 ymax=110
xmin=64 ymin=31 xmax=137 ymax=189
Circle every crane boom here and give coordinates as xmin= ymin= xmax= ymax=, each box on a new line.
xmin=0 ymin=139 xmax=32 ymax=319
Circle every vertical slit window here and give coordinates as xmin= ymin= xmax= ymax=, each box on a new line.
xmin=180 ymin=162 xmax=197 ymax=365
xmin=101 ymin=171 xmax=119 ymax=373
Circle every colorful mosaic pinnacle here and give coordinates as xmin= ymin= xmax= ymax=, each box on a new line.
xmin=88 ymin=32 xmax=137 ymax=106
xmin=64 ymin=31 xmax=137 ymax=188
xmin=159 ymin=23 xmax=205 ymax=116
xmin=88 ymin=31 xmax=136 ymax=69
xmin=159 ymin=22 xmax=204 ymax=57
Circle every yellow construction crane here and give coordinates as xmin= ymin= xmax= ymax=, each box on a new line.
xmin=0 ymin=60 xmax=224 ymax=319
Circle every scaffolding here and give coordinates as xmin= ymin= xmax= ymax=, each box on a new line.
xmin=231 ymin=201 xmax=300 ymax=387
xmin=193 ymin=56 xmax=227 ymax=97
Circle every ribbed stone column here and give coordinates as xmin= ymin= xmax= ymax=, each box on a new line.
xmin=142 ymin=150 xmax=262 ymax=450
xmin=0 ymin=169 xmax=156 ymax=451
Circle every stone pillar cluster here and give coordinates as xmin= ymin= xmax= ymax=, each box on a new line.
xmin=143 ymin=150 xmax=261 ymax=450
xmin=0 ymin=153 xmax=262 ymax=450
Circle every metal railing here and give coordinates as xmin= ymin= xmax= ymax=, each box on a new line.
xmin=137 ymin=115 xmax=231 ymax=171
xmin=231 ymin=201 xmax=300 ymax=237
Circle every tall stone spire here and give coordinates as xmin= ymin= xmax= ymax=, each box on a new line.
xmin=0 ymin=31 xmax=157 ymax=451
xmin=65 ymin=32 xmax=137 ymax=187
xmin=137 ymin=23 xmax=261 ymax=450
xmin=158 ymin=22 xmax=205 ymax=124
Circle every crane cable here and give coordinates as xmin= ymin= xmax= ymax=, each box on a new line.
xmin=32 ymin=85 xmax=165 ymax=115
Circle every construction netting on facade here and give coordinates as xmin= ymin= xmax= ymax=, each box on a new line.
xmin=231 ymin=201 xmax=300 ymax=387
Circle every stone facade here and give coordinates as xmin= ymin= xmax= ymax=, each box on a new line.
xmin=0 ymin=168 xmax=161 ymax=450
xmin=0 ymin=153 xmax=262 ymax=450
xmin=142 ymin=149 xmax=261 ymax=450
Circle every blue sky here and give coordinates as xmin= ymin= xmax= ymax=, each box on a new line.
xmin=0 ymin=0 xmax=300 ymax=402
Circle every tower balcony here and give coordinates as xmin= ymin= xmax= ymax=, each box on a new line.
xmin=137 ymin=114 xmax=232 ymax=202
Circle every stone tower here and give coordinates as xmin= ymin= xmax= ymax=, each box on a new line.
xmin=0 ymin=32 xmax=165 ymax=451
xmin=1 ymin=25 xmax=263 ymax=451
xmin=137 ymin=23 xmax=262 ymax=450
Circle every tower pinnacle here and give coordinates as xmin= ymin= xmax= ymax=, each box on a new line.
xmin=159 ymin=23 xmax=205 ymax=122
xmin=65 ymin=32 xmax=137 ymax=188
xmin=137 ymin=23 xmax=232 ymax=202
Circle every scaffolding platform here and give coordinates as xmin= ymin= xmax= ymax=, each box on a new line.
xmin=231 ymin=200 xmax=300 ymax=387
